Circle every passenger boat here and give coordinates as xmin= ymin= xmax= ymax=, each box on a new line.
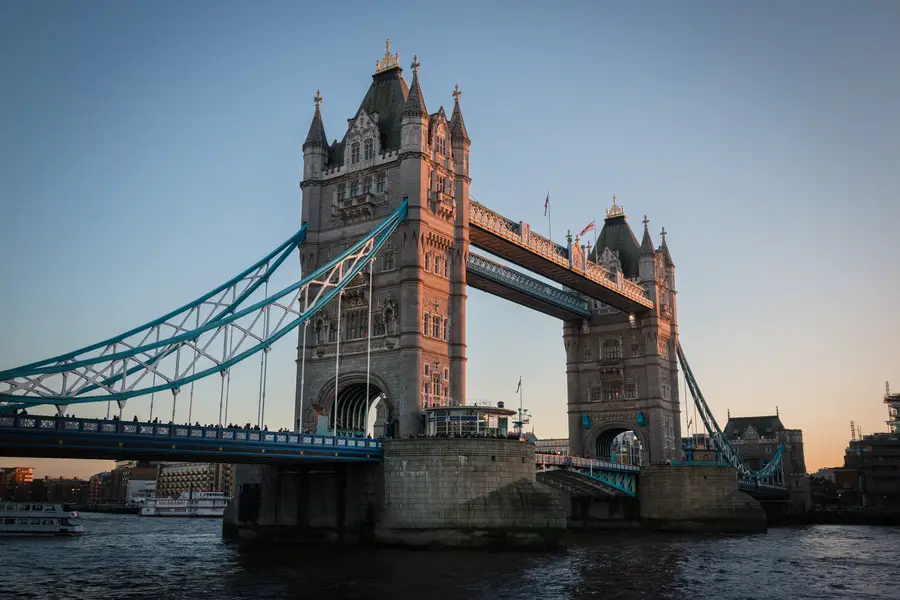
xmin=0 ymin=502 xmax=84 ymax=536
xmin=139 ymin=491 xmax=230 ymax=517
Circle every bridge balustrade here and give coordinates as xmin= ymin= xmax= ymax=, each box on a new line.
xmin=0 ymin=414 xmax=383 ymax=450
xmin=534 ymin=452 xmax=640 ymax=473
xmin=468 ymin=202 xmax=653 ymax=308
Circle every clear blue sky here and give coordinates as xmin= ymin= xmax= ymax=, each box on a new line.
xmin=1 ymin=0 xmax=898 ymax=477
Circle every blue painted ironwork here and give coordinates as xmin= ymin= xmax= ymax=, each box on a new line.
xmin=677 ymin=343 xmax=785 ymax=485
xmin=0 ymin=414 xmax=382 ymax=462
xmin=535 ymin=453 xmax=638 ymax=496
xmin=0 ymin=201 xmax=408 ymax=410
xmin=466 ymin=252 xmax=591 ymax=318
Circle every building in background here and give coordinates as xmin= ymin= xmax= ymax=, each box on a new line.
xmin=156 ymin=463 xmax=235 ymax=499
xmin=840 ymin=382 xmax=900 ymax=510
xmin=724 ymin=413 xmax=810 ymax=515
xmin=681 ymin=432 xmax=717 ymax=462
xmin=0 ymin=467 xmax=34 ymax=501
xmin=29 ymin=477 xmax=90 ymax=505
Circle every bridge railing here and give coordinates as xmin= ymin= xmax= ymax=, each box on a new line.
xmin=0 ymin=415 xmax=383 ymax=451
xmin=535 ymin=452 xmax=641 ymax=473
xmin=469 ymin=201 xmax=652 ymax=308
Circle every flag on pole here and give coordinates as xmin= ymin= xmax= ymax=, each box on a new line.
xmin=543 ymin=192 xmax=549 ymax=216
xmin=579 ymin=220 xmax=595 ymax=237
xmin=515 ymin=377 xmax=522 ymax=393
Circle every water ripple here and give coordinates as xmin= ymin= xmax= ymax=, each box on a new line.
xmin=0 ymin=515 xmax=897 ymax=599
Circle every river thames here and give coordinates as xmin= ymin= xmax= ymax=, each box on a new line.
xmin=1 ymin=514 xmax=897 ymax=599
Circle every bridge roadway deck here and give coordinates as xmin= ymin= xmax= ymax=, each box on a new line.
xmin=466 ymin=252 xmax=591 ymax=320
xmin=0 ymin=414 xmax=382 ymax=464
xmin=468 ymin=202 xmax=654 ymax=314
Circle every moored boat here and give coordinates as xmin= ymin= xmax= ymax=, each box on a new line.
xmin=0 ymin=501 xmax=84 ymax=536
xmin=139 ymin=490 xmax=230 ymax=517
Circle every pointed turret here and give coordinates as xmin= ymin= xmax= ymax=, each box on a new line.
xmin=659 ymin=227 xmax=675 ymax=267
xmin=640 ymin=214 xmax=655 ymax=256
xmin=449 ymin=84 xmax=470 ymax=144
xmin=402 ymin=56 xmax=427 ymax=118
xmin=303 ymin=90 xmax=328 ymax=151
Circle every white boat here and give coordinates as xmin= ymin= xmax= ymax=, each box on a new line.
xmin=0 ymin=501 xmax=84 ymax=536
xmin=139 ymin=491 xmax=230 ymax=517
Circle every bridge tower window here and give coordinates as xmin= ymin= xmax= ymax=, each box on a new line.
xmin=437 ymin=135 xmax=445 ymax=156
xmin=364 ymin=139 xmax=374 ymax=160
xmin=434 ymin=254 xmax=442 ymax=275
xmin=363 ymin=176 xmax=372 ymax=194
xmin=583 ymin=346 xmax=593 ymax=362
xmin=381 ymin=250 xmax=395 ymax=271
xmin=432 ymin=316 xmax=441 ymax=339
xmin=351 ymin=142 xmax=360 ymax=164
xmin=443 ymin=254 xmax=450 ymax=278
xmin=602 ymin=339 xmax=621 ymax=360
xmin=350 ymin=181 xmax=359 ymax=197
xmin=625 ymin=380 xmax=638 ymax=399
xmin=442 ymin=317 xmax=450 ymax=340
xmin=337 ymin=184 xmax=346 ymax=200
xmin=376 ymin=173 xmax=386 ymax=193
xmin=590 ymin=387 xmax=602 ymax=402
xmin=603 ymin=381 xmax=622 ymax=401
xmin=423 ymin=313 xmax=430 ymax=335
xmin=424 ymin=251 xmax=432 ymax=271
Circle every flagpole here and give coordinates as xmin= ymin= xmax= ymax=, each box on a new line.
xmin=547 ymin=191 xmax=552 ymax=242
xmin=593 ymin=216 xmax=598 ymax=254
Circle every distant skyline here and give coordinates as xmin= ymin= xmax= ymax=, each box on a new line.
xmin=2 ymin=1 xmax=899 ymax=478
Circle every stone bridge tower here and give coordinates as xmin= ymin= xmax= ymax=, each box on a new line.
xmin=564 ymin=196 xmax=681 ymax=464
xmin=295 ymin=42 xmax=471 ymax=438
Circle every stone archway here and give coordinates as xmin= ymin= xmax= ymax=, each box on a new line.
xmin=315 ymin=372 xmax=394 ymax=437
xmin=590 ymin=422 xmax=648 ymax=466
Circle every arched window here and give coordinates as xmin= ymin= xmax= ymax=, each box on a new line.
xmin=602 ymin=339 xmax=621 ymax=360
xmin=351 ymin=142 xmax=360 ymax=164
xmin=364 ymin=139 xmax=374 ymax=160
xmin=437 ymin=135 xmax=445 ymax=155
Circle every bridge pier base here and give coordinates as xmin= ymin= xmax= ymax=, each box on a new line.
xmin=376 ymin=438 xmax=566 ymax=550
xmin=638 ymin=465 xmax=767 ymax=533
xmin=223 ymin=462 xmax=379 ymax=543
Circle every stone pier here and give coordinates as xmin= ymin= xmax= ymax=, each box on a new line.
xmin=376 ymin=438 xmax=566 ymax=549
xmin=223 ymin=438 xmax=566 ymax=549
xmin=638 ymin=464 xmax=767 ymax=533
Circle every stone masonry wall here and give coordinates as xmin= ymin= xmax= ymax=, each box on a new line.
xmin=377 ymin=438 xmax=566 ymax=549
xmin=639 ymin=464 xmax=766 ymax=532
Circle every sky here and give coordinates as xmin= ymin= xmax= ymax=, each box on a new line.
xmin=1 ymin=0 xmax=898 ymax=478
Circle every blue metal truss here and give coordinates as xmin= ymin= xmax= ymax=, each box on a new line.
xmin=569 ymin=466 xmax=637 ymax=496
xmin=466 ymin=252 xmax=590 ymax=318
xmin=535 ymin=453 xmax=639 ymax=496
xmin=677 ymin=343 xmax=786 ymax=485
xmin=1 ymin=201 xmax=408 ymax=411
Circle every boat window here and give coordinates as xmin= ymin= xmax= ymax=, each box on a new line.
xmin=32 ymin=505 xmax=42 ymax=511
xmin=21 ymin=504 xmax=30 ymax=511
xmin=3 ymin=518 xmax=13 ymax=524
xmin=44 ymin=505 xmax=55 ymax=512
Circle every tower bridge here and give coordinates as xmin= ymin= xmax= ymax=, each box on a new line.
xmin=0 ymin=42 xmax=786 ymax=545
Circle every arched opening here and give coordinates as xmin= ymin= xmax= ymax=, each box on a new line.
xmin=595 ymin=428 xmax=644 ymax=466
xmin=328 ymin=382 xmax=385 ymax=438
